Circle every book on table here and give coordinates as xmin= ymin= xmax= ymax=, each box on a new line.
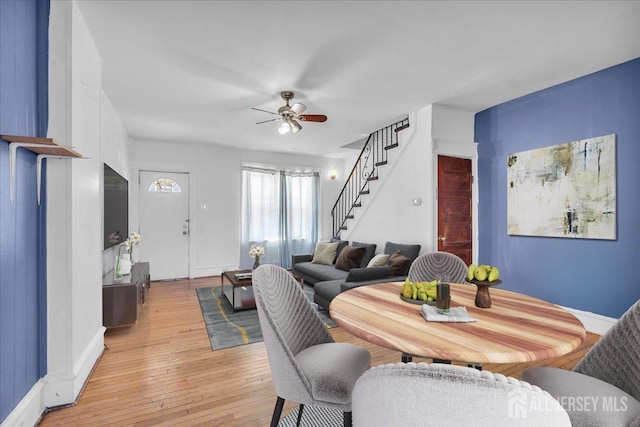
xmin=234 ymin=272 xmax=253 ymax=280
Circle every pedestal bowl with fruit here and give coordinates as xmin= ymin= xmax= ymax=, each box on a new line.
xmin=465 ymin=264 xmax=502 ymax=308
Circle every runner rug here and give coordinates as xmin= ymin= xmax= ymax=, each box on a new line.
xmin=278 ymin=405 xmax=343 ymax=427
xmin=196 ymin=285 xmax=337 ymax=350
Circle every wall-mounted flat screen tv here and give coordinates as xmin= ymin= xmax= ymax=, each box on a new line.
xmin=103 ymin=163 xmax=129 ymax=250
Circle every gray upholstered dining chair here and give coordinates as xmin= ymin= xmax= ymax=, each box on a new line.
xmin=407 ymin=251 xmax=468 ymax=283
xmin=405 ymin=251 xmax=469 ymax=364
xmin=252 ymin=264 xmax=371 ymax=427
xmin=352 ymin=362 xmax=571 ymax=426
xmin=522 ymin=300 xmax=640 ymax=426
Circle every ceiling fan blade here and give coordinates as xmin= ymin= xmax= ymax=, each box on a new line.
xmin=251 ymin=107 xmax=279 ymax=116
xmin=290 ymin=102 xmax=307 ymax=115
xmin=298 ymin=114 xmax=327 ymax=123
xmin=256 ymin=117 xmax=282 ymax=125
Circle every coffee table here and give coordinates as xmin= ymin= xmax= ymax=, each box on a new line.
xmin=330 ymin=282 xmax=586 ymax=364
xmin=221 ymin=269 xmax=256 ymax=312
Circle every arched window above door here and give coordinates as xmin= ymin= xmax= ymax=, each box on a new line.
xmin=148 ymin=178 xmax=182 ymax=193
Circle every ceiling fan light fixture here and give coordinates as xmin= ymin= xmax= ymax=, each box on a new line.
xmin=290 ymin=119 xmax=302 ymax=134
xmin=290 ymin=102 xmax=306 ymax=115
xmin=278 ymin=122 xmax=291 ymax=134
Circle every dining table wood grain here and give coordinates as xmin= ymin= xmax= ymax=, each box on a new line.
xmin=329 ymin=282 xmax=586 ymax=364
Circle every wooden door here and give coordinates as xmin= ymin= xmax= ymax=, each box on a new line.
xmin=437 ymin=156 xmax=472 ymax=265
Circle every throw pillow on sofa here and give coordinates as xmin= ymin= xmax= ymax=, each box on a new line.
xmin=389 ymin=251 xmax=412 ymax=276
xmin=352 ymin=241 xmax=377 ymax=268
xmin=367 ymin=253 xmax=390 ymax=268
xmin=330 ymin=238 xmax=349 ymax=262
xmin=335 ymin=245 xmax=367 ymax=271
xmin=384 ymin=242 xmax=421 ymax=261
xmin=311 ymin=241 xmax=340 ymax=265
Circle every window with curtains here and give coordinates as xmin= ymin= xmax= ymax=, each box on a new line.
xmin=240 ymin=166 xmax=319 ymax=269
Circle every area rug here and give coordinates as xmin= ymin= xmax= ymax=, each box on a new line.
xmin=278 ymin=405 xmax=343 ymax=427
xmin=196 ymin=285 xmax=337 ymax=351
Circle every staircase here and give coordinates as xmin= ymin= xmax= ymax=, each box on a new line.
xmin=331 ymin=117 xmax=410 ymax=238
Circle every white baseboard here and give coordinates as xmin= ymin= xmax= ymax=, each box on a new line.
xmin=44 ymin=327 xmax=105 ymax=407
xmin=560 ymin=305 xmax=618 ymax=335
xmin=1 ymin=379 xmax=46 ymax=427
xmin=191 ymin=265 xmax=239 ymax=278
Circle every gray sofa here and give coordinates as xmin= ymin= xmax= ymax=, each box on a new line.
xmin=291 ymin=241 xmax=422 ymax=310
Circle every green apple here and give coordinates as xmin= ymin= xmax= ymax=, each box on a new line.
xmin=467 ymin=264 xmax=477 ymax=281
xmin=488 ymin=267 xmax=500 ymax=282
xmin=474 ymin=266 xmax=488 ymax=281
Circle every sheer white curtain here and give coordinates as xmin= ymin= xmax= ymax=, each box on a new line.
xmin=240 ymin=167 xmax=280 ymax=268
xmin=240 ymin=167 xmax=318 ymax=269
xmin=280 ymin=171 xmax=319 ymax=267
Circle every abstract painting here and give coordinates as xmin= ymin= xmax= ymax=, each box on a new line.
xmin=507 ymin=134 xmax=616 ymax=240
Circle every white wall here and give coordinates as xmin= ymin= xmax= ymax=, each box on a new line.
xmin=45 ymin=0 xmax=74 ymax=408
xmin=44 ymin=0 xmax=129 ymax=411
xmin=129 ymin=139 xmax=344 ymax=277
xmin=69 ymin=0 xmax=103 ymax=381
xmin=46 ymin=0 xmax=104 ymax=407
xmin=342 ymin=105 xmax=478 ymax=260
xmin=432 ymin=104 xmax=475 ymax=142
xmin=99 ymin=92 xmax=129 ymax=177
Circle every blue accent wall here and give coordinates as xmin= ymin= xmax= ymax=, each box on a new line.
xmin=0 ymin=0 xmax=50 ymax=422
xmin=475 ymin=57 xmax=640 ymax=319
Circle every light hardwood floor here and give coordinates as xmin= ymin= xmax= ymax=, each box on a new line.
xmin=39 ymin=276 xmax=599 ymax=426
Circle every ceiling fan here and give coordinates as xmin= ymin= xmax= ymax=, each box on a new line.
xmin=252 ymin=91 xmax=327 ymax=134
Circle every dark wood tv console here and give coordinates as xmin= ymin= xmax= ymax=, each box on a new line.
xmin=102 ymin=262 xmax=150 ymax=328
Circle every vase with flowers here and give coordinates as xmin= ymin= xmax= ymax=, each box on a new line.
xmin=249 ymin=244 xmax=265 ymax=270
xmin=114 ymin=232 xmax=141 ymax=280
xmin=127 ymin=231 xmax=141 ymax=261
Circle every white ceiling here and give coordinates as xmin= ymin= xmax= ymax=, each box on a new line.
xmin=76 ymin=1 xmax=640 ymax=158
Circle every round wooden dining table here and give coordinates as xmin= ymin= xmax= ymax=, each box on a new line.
xmin=329 ymin=282 xmax=586 ymax=364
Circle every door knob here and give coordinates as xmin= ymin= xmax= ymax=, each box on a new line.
xmin=182 ymin=231 xmax=188 ymax=235
xmin=438 ymin=236 xmax=446 ymax=242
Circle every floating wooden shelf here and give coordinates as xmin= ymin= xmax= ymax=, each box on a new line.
xmin=2 ymin=134 xmax=83 ymax=204
xmin=2 ymin=134 xmax=81 ymax=157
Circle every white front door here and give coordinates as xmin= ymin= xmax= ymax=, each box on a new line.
xmin=139 ymin=171 xmax=190 ymax=280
